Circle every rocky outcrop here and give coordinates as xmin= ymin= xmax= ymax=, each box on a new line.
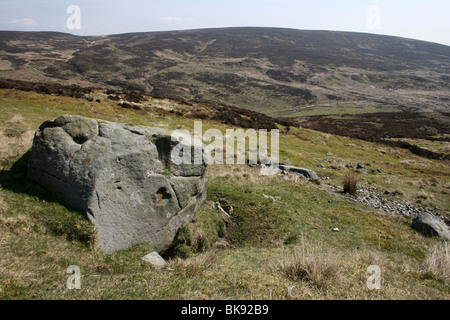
xmin=411 ymin=212 xmax=450 ymax=240
xmin=28 ymin=115 xmax=208 ymax=254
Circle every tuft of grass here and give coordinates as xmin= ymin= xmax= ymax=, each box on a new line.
xmin=284 ymin=233 xmax=300 ymax=245
xmin=278 ymin=248 xmax=342 ymax=289
xmin=8 ymin=114 xmax=24 ymax=124
xmin=423 ymin=243 xmax=449 ymax=282
xmin=168 ymin=250 xmax=218 ymax=278
xmin=343 ymin=174 xmax=357 ymax=196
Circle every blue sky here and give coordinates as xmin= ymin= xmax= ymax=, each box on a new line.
xmin=0 ymin=0 xmax=449 ymax=45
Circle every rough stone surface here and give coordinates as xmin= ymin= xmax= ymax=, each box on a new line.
xmin=28 ymin=115 xmax=208 ymax=254
xmin=142 ymin=251 xmax=167 ymax=269
xmin=412 ymin=212 xmax=450 ymax=240
xmin=278 ymin=165 xmax=319 ymax=180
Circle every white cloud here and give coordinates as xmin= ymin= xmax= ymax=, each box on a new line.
xmin=8 ymin=17 xmax=37 ymax=28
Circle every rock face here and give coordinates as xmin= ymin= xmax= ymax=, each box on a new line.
xmin=411 ymin=212 xmax=450 ymax=240
xmin=28 ymin=115 xmax=208 ymax=254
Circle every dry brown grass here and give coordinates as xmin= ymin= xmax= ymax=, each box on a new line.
xmin=0 ymin=197 xmax=7 ymax=215
xmin=416 ymin=190 xmax=435 ymax=201
xmin=210 ymin=164 xmax=312 ymax=187
xmin=0 ymin=130 xmax=34 ymax=157
xmin=423 ymin=243 xmax=450 ymax=281
xmin=210 ymin=164 xmax=274 ymax=182
xmin=8 ymin=114 xmax=24 ymax=124
xmin=282 ymin=173 xmax=308 ymax=184
xmin=277 ymin=248 xmax=342 ymax=289
xmin=168 ymin=250 xmax=218 ymax=277
xmin=0 ymin=214 xmax=33 ymax=235
xmin=343 ymin=174 xmax=357 ymax=196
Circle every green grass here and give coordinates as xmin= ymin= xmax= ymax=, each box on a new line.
xmin=0 ymin=89 xmax=449 ymax=299
xmin=390 ymin=138 xmax=450 ymax=155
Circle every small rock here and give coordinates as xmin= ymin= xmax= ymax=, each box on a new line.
xmin=142 ymin=252 xmax=166 ymax=269
xmin=332 ymin=228 xmax=340 ymax=232
xmin=357 ymin=163 xmax=365 ymax=170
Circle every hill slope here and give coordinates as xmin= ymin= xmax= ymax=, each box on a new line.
xmin=1 ymin=27 xmax=449 ymax=116
xmin=0 ymin=88 xmax=449 ymax=299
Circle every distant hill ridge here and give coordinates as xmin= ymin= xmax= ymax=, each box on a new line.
xmin=0 ymin=27 xmax=449 ymax=116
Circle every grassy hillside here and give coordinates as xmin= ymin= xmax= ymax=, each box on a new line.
xmin=1 ymin=28 xmax=449 ymax=116
xmin=0 ymin=89 xmax=449 ymax=299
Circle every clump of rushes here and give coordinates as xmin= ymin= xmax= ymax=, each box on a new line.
xmin=343 ymin=174 xmax=357 ymax=196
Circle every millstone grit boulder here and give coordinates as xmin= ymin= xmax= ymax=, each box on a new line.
xmin=28 ymin=115 xmax=208 ymax=254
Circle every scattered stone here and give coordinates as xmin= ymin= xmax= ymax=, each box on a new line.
xmin=332 ymin=228 xmax=340 ymax=232
xmin=345 ymin=163 xmax=354 ymax=168
xmin=317 ymin=163 xmax=325 ymax=168
xmin=411 ymin=212 xmax=450 ymax=240
xmin=142 ymin=252 xmax=167 ymax=269
xmin=28 ymin=115 xmax=208 ymax=254
xmin=330 ymin=184 xmax=438 ymax=218
xmin=357 ymin=163 xmax=365 ymax=170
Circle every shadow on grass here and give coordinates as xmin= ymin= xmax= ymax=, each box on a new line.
xmin=0 ymin=150 xmax=97 ymax=247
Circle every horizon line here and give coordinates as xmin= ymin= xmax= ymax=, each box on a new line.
xmin=1 ymin=26 xmax=449 ymax=47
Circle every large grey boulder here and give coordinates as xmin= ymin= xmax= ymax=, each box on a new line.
xmin=412 ymin=212 xmax=450 ymax=240
xmin=28 ymin=115 xmax=208 ymax=254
